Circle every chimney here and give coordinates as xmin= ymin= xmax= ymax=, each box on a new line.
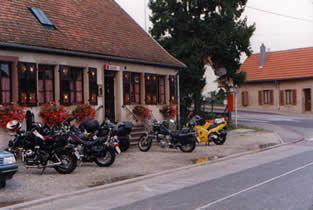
xmin=260 ymin=43 xmax=266 ymax=68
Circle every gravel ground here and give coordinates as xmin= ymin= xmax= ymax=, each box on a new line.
xmin=0 ymin=130 xmax=281 ymax=207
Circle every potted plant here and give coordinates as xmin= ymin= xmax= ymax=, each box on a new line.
xmin=39 ymin=102 xmax=70 ymax=125
xmin=0 ymin=103 xmax=25 ymax=129
xmin=132 ymin=105 xmax=152 ymax=120
xmin=72 ymin=104 xmax=96 ymax=123
xmin=159 ymin=104 xmax=177 ymax=120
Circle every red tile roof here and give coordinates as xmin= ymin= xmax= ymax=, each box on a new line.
xmin=241 ymin=47 xmax=313 ymax=82
xmin=0 ymin=0 xmax=184 ymax=68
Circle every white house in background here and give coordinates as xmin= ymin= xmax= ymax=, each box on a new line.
xmin=202 ymin=65 xmax=218 ymax=97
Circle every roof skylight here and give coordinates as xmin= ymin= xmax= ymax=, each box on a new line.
xmin=29 ymin=8 xmax=55 ymax=29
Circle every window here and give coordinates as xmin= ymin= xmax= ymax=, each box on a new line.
xmin=88 ymin=68 xmax=98 ymax=105
xmin=169 ymin=76 xmax=177 ymax=104
xmin=0 ymin=62 xmax=11 ymax=105
xmin=123 ymin=72 xmax=141 ymax=105
xmin=38 ymin=65 xmax=55 ymax=104
xmin=258 ymin=90 xmax=273 ymax=105
xmin=285 ymin=89 xmax=296 ymax=105
xmin=18 ymin=62 xmax=37 ymax=106
xmin=263 ymin=90 xmax=270 ymax=104
xmin=158 ymin=76 xmax=166 ymax=104
xmin=145 ymin=74 xmax=166 ymax=105
xmin=29 ymin=8 xmax=55 ymax=29
xmin=60 ymin=66 xmax=83 ymax=105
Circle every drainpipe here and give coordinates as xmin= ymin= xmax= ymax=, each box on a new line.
xmin=176 ymin=70 xmax=181 ymax=129
xmin=275 ymin=80 xmax=280 ymax=111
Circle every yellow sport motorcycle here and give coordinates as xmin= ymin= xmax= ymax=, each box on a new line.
xmin=187 ymin=114 xmax=227 ymax=145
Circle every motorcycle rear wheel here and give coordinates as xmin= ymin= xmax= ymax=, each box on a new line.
xmin=0 ymin=180 xmax=6 ymax=188
xmin=95 ymin=149 xmax=115 ymax=167
xmin=138 ymin=135 xmax=152 ymax=152
xmin=179 ymin=141 xmax=196 ymax=153
xmin=54 ymin=152 xmax=77 ymax=174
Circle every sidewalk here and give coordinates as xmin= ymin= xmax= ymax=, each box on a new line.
xmin=1 ymin=129 xmax=282 ymax=208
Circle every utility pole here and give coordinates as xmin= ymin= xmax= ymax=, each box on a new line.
xmin=144 ymin=0 xmax=147 ymax=31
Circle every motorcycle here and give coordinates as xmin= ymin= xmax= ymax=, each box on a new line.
xmin=187 ymin=114 xmax=227 ymax=145
xmin=69 ymin=119 xmax=116 ymax=167
xmin=138 ymin=120 xmax=199 ymax=153
xmin=6 ymin=120 xmax=77 ymax=174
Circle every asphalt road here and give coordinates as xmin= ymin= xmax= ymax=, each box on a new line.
xmin=8 ymin=111 xmax=313 ymax=210
xmin=236 ymin=111 xmax=312 ymax=142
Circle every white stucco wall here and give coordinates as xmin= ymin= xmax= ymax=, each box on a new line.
xmin=0 ymin=50 xmax=178 ymax=126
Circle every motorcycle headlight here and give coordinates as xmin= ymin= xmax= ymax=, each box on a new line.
xmin=3 ymin=156 xmax=16 ymax=164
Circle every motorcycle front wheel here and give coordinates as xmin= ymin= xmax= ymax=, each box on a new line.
xmin=95 ymin=149 xmax=115 ymax=167
xmin=179 ymin=141 xmax=196 ymax=153
xmin=138 ymin=135 xmax=152 ymax=152
xmin=54 ymin=152 xmax=77 ymax=174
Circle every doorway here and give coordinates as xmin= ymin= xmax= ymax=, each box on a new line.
xmin=304 ymin=88 xmax=311 ymax=111
xmin=104 ymin=71 xmax=115 ymax=122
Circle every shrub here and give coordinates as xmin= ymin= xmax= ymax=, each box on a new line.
xmin=39 ymin=102 xmax=70 ymax=125
xmin=72 ymin=104 xmax=96 ymax=123
xmin=159 ymin=104 xmax=177 ymax=119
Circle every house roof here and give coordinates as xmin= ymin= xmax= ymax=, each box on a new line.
xmin=0 ymin=0 xmax=185 ymax=69
xmin=240 ymin=47 xmax=313 ymax=82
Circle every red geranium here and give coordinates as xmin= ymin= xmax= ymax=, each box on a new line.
xmin=39 ymin=102 xmax=70 ymax=125
xmin=0 ymin=103 xmax=25 ymax=128
xmin=72 ymin=104 xmax=96 ymax=123
xmin=160 ymin=104 xmax=177 ymax=119
xmin=133 ymin=105 xmax=152 ymax=120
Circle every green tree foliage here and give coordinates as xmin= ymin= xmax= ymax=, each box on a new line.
xmin=149 ymin=0 xmax=255 ymax=121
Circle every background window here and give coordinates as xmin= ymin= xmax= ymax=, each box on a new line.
xmin=19 ymin=62 xmax=37 ymax=106
xmin=0 ymin=62 xmax=11 ymax=105
xmin=60 ymin=66 xmax=83 ymax=105
xmin=89 ymin=68 xmax=98 ymax=105
xmin=38 ymin=65 xmax=54 ymax=104
xmin=123 ymin=72 xmax=141 ymax=105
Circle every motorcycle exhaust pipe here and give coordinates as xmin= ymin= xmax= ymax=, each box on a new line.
xmin=25 ymin=162 xmax=62 ymax=169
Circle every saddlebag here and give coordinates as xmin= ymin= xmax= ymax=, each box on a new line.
xmin=177 ymin=133 xmax=195 ymax=145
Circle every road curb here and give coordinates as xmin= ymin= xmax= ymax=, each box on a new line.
xmin=4 ymin=136 xmax=305 ymax=210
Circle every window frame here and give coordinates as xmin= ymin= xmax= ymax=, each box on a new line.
xmin=123 ymin=72 xmax=141 ymax=105
xmin=88 ymin=68 xmax=98 ymax=105
xmin=0 ymin=62 xmax=12 ymax=105
xmin=59 ymin=65 xmax=84 ymax=105
xmin=18 ymin=62 xmax=37 ymax=106
xmin=145 ymin=73 xmax=166 ymax=105
xmin=38 ymin=64 xmax=55 ymax=104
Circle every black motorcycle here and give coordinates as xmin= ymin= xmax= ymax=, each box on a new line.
xmin=98 ymin=120 xmax=132 ymax=152
xmin=7 ymin=121 xmax=77 ymax=174
xmin=138 ymin=120 xmax=199 ymax=153
xmin=69 ymin=120 xmax=116 ymax=167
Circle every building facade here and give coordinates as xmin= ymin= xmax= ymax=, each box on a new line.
xmin=239 ymin=46 xmax=313 ymax=113
xmin=0 ymin=0 xmax=185 ymax=125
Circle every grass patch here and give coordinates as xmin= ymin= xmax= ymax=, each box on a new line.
xmin=227 ymin=123 xmax=270 ymax=132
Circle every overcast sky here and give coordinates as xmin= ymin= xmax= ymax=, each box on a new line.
xmin=115 ymin=0 xmax=313 ymax=54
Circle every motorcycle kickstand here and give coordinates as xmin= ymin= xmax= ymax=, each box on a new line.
xmin=41 ymin=166 xmax=46 ymax=175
